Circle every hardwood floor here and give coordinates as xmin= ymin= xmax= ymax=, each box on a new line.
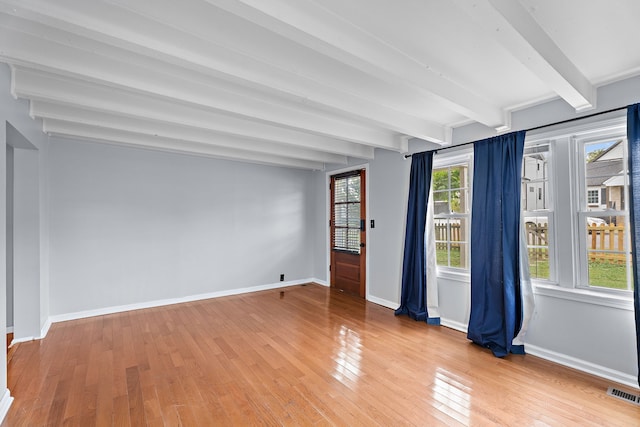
xmin=3 ymin=284 xmax=639 ymax=426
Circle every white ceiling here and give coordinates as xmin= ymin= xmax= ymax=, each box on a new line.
xmin=1 ymin=0 xmax=639 ymax=170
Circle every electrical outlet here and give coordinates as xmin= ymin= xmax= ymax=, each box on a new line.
xmin=280 ymin=274 xmax=284 ymax=282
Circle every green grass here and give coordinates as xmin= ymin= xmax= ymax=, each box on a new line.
xmin=588 ymin=260 xmax=629 ymax=289
xmin=437 ymin=249 xmax=632 ymax=290
xmin=436 ymin=248 xmax=461 ymax=268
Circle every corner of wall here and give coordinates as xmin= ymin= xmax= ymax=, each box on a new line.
xmin=0 ymin=389 xmax=13 ymax=425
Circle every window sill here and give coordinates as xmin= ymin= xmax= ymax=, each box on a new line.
xmin=533 ymin=283 xmax=634 ymax=311
xmin=436 ymin=268 xmax=470 ymax=283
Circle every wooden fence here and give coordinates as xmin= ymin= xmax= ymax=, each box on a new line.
xmin=436 ymin=222 xmax=626 ymax=263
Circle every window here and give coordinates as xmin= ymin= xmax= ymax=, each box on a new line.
xmin=433 ymin=117 xmax=633 ymax=297
xmin=586 ymin=189 xmax=600 ymax=205
xmin=521 ymin=143 xmax=554 ymax=281
xmin=331 ymin=173 xmax=362 ymax=253
xmin=432 ymin=158 xmax=471 ymax=270
xmin=578 ymin=138 xmax=632 ymax=291
xmin=526 ymin=117 xmax=633 ymax=295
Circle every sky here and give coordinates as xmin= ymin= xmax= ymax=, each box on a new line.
xmin=585 ymin=140 xmax=617 ymax=154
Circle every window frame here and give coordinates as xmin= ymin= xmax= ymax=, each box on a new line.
xmin=521 ymin=141 xmax=556 ymax=283
xmin=586 ymin=188 xmax=601 ymax=206
xmin=432 ymin=150 xmax=473 ymax=278
xmin=574 ymin=133 xmax=632 ymax=293
xmin=524 ymin=115 xmax=633 ymax=307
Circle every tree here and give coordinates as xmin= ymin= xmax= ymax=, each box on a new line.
xmin=432 ymin=167 xmax=462 ymax=212
xmin=586 ymin=148 xmax=605 ymax=163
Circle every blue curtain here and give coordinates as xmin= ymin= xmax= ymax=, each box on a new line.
xmin=626 ymin=104 xmax=640 ymax=385
xmin=395 ymin=151 xmax=434 ymax=321
xmin=468 ymin=131 xmax=526 ymax=357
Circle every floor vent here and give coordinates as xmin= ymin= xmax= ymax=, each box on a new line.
xmin=607 ymin=386 xmax=640 ymax=405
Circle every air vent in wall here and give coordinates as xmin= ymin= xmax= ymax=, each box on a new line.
xmin=607 ymin=386 xmax=640 ymax=405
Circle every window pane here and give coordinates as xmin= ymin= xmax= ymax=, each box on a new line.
xmin=522 ymin=148 xmax=549 ymax=180
xmin=450 ymin=188 xmax=467 ymax=214
xmin=434 ymin=218 xmax=468 ymax=268
xmin=334 ymin=204 xmax=347 ymax=227
xmin=528 ymin=247 xmax=550 ymax=280
xmin=347 ymin=203 xmax=361 ymax=228
xmin=347 ymin=176 xmax=361 ymax=202
xmin=450 ymin=242 xmax=468 ymax=268
xmin=433 ymin=190 xmax=449 ymax=214
xmin=334 ymin=228 xmax=346 ymax=248
xmin=334 ymin=178 xmax=347 ymax=203
xmin=584 ymin=140 xmax=624 ymax=212
xmin=522 ymin=145 xmax=550 ymax=212
xmin=524 ymin=217 xmax=550 ymax=280
xmin=584 ymin=215 xmax=631 ymax=290
xmin=347 ymin=228 xmax=360 ymax=252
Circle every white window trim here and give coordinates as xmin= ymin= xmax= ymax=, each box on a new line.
xmin=534 ymin=283 xmax=634 ymax=310
xmin=435 ymin=115 xmax=634 ymax=302
xmin=574 ymin=129 xmax=631 ymax=293
xmin=528 ymin=115 xmax=633 ymax=299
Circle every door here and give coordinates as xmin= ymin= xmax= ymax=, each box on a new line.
xmin=330 ymin=170 xmax=366 ymax=297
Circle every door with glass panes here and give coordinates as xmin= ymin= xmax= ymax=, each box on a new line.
xmin=330 ymin=170 xmax=366 ymax=297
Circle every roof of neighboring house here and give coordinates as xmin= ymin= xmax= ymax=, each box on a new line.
xmin=590 ymin=140 xmax=623 ymax=162
xmin=586 ymin=140 xmax=623 ymax=187
xmin=586 ymin=159 xmax=623 ymax=186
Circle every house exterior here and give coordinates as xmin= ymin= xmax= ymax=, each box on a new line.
xmin=586 ymin=140 xmax=625 ymax=224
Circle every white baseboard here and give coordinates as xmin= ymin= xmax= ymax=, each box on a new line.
xmin=312 ymin=278 xmax=329 ymax=287
xmin=438 ymin=319 xmax=639 ymax=389
xmin=49 ymin=278 xmax=316 ymax=325
xmin=5 ymin=327 xmax=13 ymax=334
xmin=440 ymin=318 xmax=468 ymax=333
xmin=40 ymin=319 xmax=51 ymax=339
xmin=0 ymin=389 xmax=13 ymax=424
xmin=525 ymin=344 xmax=639 ymax=389
xmin=10 ymin=336 xmax=36 ymax=346
xmin=9 ymin=319 xmax=52 ymax=346
xmin=366 ymin=295 xmax=398 ymax=310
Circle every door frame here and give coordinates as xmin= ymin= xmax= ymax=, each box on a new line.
xmin=325 ymin=164 xmax=369 ymax=299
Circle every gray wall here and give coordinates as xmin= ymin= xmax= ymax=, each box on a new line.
xmin=12 ymin=146 xmax=40 ymax=339
xmin=48 ymin=138 xmax=316 ymax=315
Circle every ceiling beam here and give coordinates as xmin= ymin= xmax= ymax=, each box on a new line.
xmin=199 ymin=0 xmax=507 ymax=128
xmin=30 ymin=101 xmax=347 ymax=165
xmin=451 ymin=0 xmax=594 ymax=112
xmin=43 ymin=119 xmax=327 ymax=170
xmin=0 ymin=25 xmax=403 ymax=150
xmin=0 ymin=6 xmax=444 ymax=143
xmin=11 ymin=67 xmax=375 ymax=159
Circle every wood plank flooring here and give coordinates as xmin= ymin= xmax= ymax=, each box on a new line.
xmin=3 ymin=283 xmax=639 ymax=426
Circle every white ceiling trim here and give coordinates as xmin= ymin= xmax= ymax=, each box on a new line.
xmin=43 ymin=119 xmax=327 ymax=170
xmin=452 ymin=0 xmax=595 ymax=112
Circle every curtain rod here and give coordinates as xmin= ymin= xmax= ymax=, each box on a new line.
xmin=404 ymin=105 xmax=628 ymax=158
